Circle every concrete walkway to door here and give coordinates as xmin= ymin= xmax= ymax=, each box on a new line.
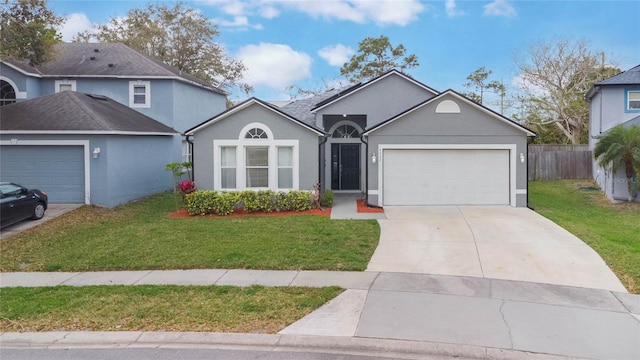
xmin=366 ymin=206 xmax=627 ymax=292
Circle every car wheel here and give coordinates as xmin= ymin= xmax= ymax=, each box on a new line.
xmin=31 ymin=202 xmax=46 ymax=220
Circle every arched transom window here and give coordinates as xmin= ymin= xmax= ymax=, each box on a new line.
xmin=0 ymin=80 xmax=16 ymax=107
xmin=245 ymin=127 xmax=268 ymax=139
xmin=332 ymin=124 xmax=360 ymax=138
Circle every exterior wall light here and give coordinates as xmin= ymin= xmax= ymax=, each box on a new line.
xmin=520 ymin=152 xmax=525 ymax=163
xmin=93 ymin=147 xmax=101 ymax=159
xmin=371 ymin=152 xmax=377 ymax=164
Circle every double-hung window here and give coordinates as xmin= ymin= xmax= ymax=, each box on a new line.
xmin=627 ymin=90 xmax=640 ymax=111
xmin=277 ymin=147 xmax=293 ymax=189
xmin=55 ymin=80 xmax=76 ymax=93
xmin=246 ymin=147 xmax=269 ymax=188
xmin=220 ymin=146 xmax=237 ymax=189
xmin=213 ymin=123 xmax=298 ymax=191
xmin=129 ymin=81 xmax=150 ymax=108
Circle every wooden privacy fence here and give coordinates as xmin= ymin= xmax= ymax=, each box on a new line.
xmin=528 ymin=145 xmax=593 ymax=181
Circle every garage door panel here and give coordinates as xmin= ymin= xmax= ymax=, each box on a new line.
xmin=383 ymin=149 xmax=509 ymax=206
xmin=0 ymin=145 xmax=85 ymax=203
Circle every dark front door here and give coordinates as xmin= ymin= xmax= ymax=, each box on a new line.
xmin=331 ymin=144 xmax=360 ymax=190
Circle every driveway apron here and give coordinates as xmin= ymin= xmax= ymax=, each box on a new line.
xmin=366 ymin=206 xmax=626 ymax=292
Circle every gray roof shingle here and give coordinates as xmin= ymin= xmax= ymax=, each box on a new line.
xmin=279 ymin=86 xmax=353 ymax=128
xmin=0 ymin=91 xmax=178 ymax=134
xmin=3 ymin=43 xmax=225 ymax=94
xmin=597 ymin=65 xmax=640 ymax=85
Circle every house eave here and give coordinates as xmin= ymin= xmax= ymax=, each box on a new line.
xmin=1 ymin=60 xmax=227 ymax=95
xmin=0 ymin=130 xmax=177 ymax=136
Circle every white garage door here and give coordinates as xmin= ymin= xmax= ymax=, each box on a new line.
xmin=383 ymin=149 xmax=510 ymax=206
xmin=0 ymin=145 xmax=85 ymax=203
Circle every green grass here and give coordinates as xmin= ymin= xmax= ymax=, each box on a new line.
xmin=0 ymin=285 xmax=343 ymax=333
xmin=0 ymin=192 xmax=379 ymax=272
xmin=529 ymin=180 xmax=640 ymax=293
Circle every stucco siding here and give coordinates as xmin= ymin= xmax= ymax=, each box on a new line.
xmin=171 ymin=81 xmax=226 ymax=133
xmin=192 ymin=103 xmax=320 ymax=191
xmin=0 ymin=133 xmax=177 ymax=208
xmin=365 ymin=96 xmax=529 ymax=207
xmin=315 ymin=73 xmax=436 ymax=129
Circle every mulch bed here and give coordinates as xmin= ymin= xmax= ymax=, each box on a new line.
xmin=170 ymin=207 xmax=331 ymax=218
xmin=356 ymin=199 xmax=385 ymax=213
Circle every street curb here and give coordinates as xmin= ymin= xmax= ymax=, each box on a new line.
xmin=0 ymin=332 xmax=585 ymax=360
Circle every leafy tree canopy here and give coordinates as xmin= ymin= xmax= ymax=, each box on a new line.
xmin=514 ymin=37 xmax=620 ymax=144
xmin=0 ymin=0 xmax=63 ymax=66
xmin=75 ymin=1 xmax=251 ymax=95
xmin=340 ymin=35 xmax=418 ymax=83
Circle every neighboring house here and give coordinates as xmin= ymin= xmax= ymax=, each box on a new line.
xmin=186 ymin=70 xmax=536 ymax=207
xmin=0 ymin=91 xmax=177 ymax=208
xmin=0 ymin=43 xmax=227 ymax=206
xmin=586 ymin=64 xmax=640 ymax=201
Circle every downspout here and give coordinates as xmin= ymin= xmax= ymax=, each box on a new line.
xmin=185 ymin=134 xmax=194 ymax=181
xmin=318 ymin=134 xmax=329 ymax=186
xmin=360 ymin=134 xmax=383 ymax=209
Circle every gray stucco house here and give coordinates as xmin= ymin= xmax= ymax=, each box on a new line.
xmin=186 ymin=70 xmax=535 ymax=207
xmin=0 ymin=43 xmax=227 ymax=207
xmin=587 ymin=64 xmax=640 ymax=202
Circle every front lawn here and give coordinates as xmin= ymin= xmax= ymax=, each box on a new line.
xmin=0 ymin=192 xmax=379 ymax=272
xmin=0 ymin=285 xmax=342 ymax=333
xmin=529 ymin=180 xmax=640 ymax=293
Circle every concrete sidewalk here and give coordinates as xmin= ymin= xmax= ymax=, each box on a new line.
xmin=2 ymin=270 xmax=638 ymax=359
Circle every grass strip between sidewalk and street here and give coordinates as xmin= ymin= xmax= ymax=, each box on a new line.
xmin=0 ymin=285 xmax=343 ymax=333
xmin=0 ymin=192 xmax=379 ymax=272
xmin=529 ymin=180 xmax=640 ymax=294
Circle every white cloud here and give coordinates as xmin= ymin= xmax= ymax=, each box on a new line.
xmin=318 ymin=44 xmax=354 ymax=67
xmin=483 ymin=0 xmax=517 ymax=17
xmin=445 ymin=0 xmax=464 ymax=17
xmin=285 ymin=0 xmax=425 ymax=26
xmin=259 ymin=5 xmax=280 ymax=19
xmin=59 ymin=13 xmax=94 ymax=41
xmin=236 ymin=43 xmax=312 ymax=90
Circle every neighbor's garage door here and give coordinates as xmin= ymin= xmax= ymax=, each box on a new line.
xmin=383 ymin=149 xmax=510 ymax=206
xmin=0 ymin=145 xmax=85 ymax=203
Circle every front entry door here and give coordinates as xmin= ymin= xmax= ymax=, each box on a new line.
xmin=331 ymin=144 xmax=360 ymax=190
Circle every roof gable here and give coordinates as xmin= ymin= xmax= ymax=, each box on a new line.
xmin=364 ymin=89 xmax=536 ymax=136
xmin=2 ymin=43 xmax=226 ymax=95
xmin=310 ymin=70 xmax=438 ymax=112
xmin=0 ymin=91 xmax=177 ymax=135
xmin=185 ymin=98 xmax=324 ymax=136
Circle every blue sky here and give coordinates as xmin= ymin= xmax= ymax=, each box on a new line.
xmin=51 ymin=0 xmax=639 ymax=106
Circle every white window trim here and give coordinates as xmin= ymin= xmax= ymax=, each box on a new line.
xmin=213 ymin=123 xmax=299 ymax=191
xmin=626 ymin=90 xmax=640 ymax=112
xmin=129 ymin=80 xmax=151 ymax=108
xmin=276 ymin=146 xmax=295 ymax=190
xmin=55 ymin=79 xmax=76 ymax=93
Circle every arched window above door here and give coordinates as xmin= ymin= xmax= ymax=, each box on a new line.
xmin=0 ymin=80 xmax=16 ymax=107
xmin=332 ymin=124 xmax=360 ymax=138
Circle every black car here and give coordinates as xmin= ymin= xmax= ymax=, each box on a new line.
xmin=0 ymin=182 xmax=48 ymax=229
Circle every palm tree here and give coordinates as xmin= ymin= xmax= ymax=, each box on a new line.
xmin=593 ymin=124 xmax=640 ymax=202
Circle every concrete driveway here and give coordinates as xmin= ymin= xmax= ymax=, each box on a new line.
xmin=0 ymin=204 xmax=82 ymax=240
xmin=366 ymin=206 xmax=627 ymax=292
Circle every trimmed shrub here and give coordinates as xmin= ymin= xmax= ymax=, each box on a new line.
xmin=276 ymin=191 xmax=312 ymax=212
xmin=185 ymin=190 xmax=217 ymax=216
xmin=214 ymin=192 xmax=240 ymax=215
xmin=321 ymin=189 xmax=334 ymax=208
xmin=241 ymin=190 xmax=275 ymax=213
